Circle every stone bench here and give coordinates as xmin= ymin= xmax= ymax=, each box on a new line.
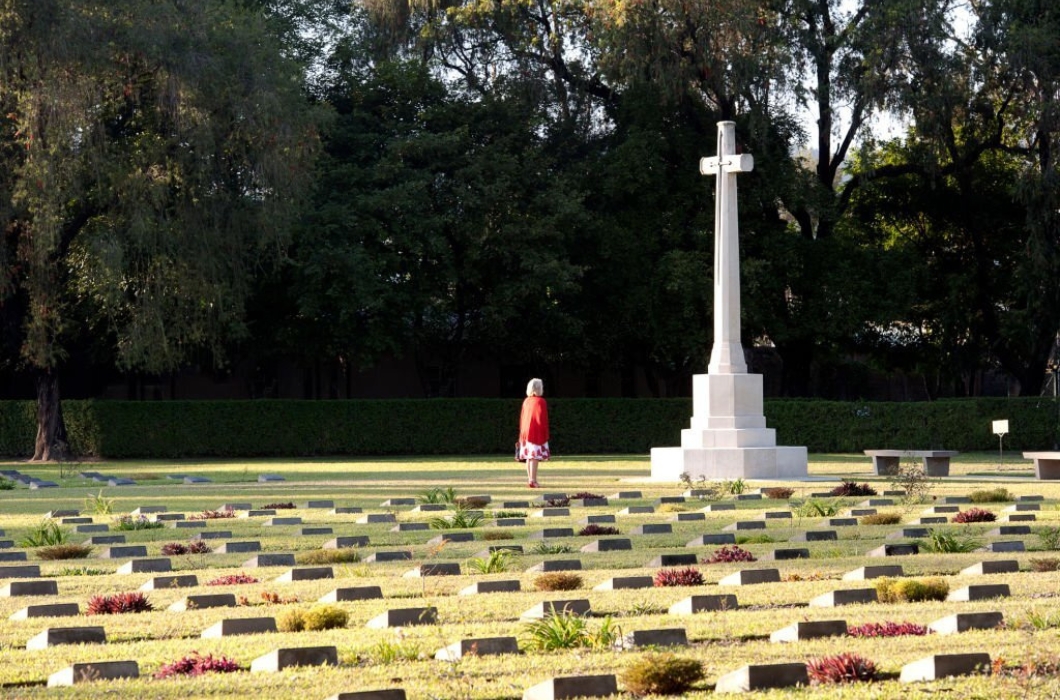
xmin=864 ymin=450 xmax=959 ymax=476
xmin=1022 ymin=452 xmax=1060 ymax=479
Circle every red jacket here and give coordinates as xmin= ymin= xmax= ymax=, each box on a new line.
xmin=519 ymin=396 xmax=549 ymax=445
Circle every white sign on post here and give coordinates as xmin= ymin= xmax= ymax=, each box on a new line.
xmin=992 ymin=420 xmax=1009 ymax=436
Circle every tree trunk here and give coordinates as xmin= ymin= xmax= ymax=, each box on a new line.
xmin=32 ymin=370 xmax=69 ymax=462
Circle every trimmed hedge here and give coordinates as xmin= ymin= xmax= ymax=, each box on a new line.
xmin=0 ymin=397 xmax=1057 ymax=459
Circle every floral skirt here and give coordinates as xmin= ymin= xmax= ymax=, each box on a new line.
xmin=518 ymin=441 xmax=550 ymax=462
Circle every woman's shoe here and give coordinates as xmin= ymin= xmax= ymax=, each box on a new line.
xmin=529 ymin=481 xmax=539 ymax=488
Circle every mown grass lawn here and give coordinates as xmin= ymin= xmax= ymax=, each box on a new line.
xmin=0 ymin=452 xmax=1058 ymax=698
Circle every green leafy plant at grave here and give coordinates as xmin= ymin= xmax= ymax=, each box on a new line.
xmin=19 ymin=519 xmax=69 ymax=547
xmin=54 ymin=566 xmax=107 ymax=576
xmin=531 ymin=542 xmax=573 ymax=555
xmin=657 ymin=503 xmax=686 ymax=513
xmin=113 ymin=514 xmax=164 ymax=531
xmin=520 ymin=610 xmax=619 ymax=651
xmin=467 ymin=550 xmax=512 ymax=574
xmin=875 ymin=577 xmax=949 ymax=603
xmin=429 ymin=507 xmax=483 ymax=530
xmin=1036 ymin=527 xmax=1060 ymax=551
xmin=629 ymin=599 xmax=665 ymax=616
xmin=533 ymin=572 xmax=583 ymax=591
xmin=0 ymin=477 xmax=14 ymax=490
xmin=420 ymin=487 xmax=446 ymax=504
xmin=296 ymin=549 xmax=362 ymax=565
xmin=735 ymin=534 xmax=775 ymax=544
xmin=302 ymin=605 xmax=348 ymax=631
xmin=919 ymin=529 xmax=982 ymax=553
xmin=1010 ymin=608 xmax=1060 ymax=631
xmin=860 ymin=513 xmax=901 ymax=525
xmin=37 ymin=543 xmax=93 ymax=560
xmin=495 ymin=510 xmax=527 ymax=518
xmin=1029 ymin=558 xmax=1060 ymax=572
xmin=806 ymin=653 xmax=878 ymax=684
xmin=84 ymin=489 xmax=113 ymax=515
xmin=723 ymin=478 xmax=746 ymax=495
xmin=277 ymin=608 xmax=306 ymax=632
xmin=481 ymin=530 xmax=515 ymax=541
xmin=889 ymin=461 xmax=935 ymax=503
xmin=370 ymin=637 xmax=423 ymax=663
xmin=794 ymin=499 xmax=839 ymax=517
xmin=620 ymin=653 xmax=705 ymax=695
xmin=968 ymin=488 xmax=1013 ymax=503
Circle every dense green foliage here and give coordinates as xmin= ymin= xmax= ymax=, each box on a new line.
xmin=0 ymin=398 xmax=1057 ymax=458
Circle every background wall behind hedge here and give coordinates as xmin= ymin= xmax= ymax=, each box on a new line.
xmin=0 ymin=398 xmax=1057 ymax=459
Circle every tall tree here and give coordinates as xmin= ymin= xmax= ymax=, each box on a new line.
xmin=0 ymin=0 xmax=317 ymax=458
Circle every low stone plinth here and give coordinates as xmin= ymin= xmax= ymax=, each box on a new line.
xmin=242 ymin=554 xmax=296 ymax=568
xmin=619 ymin=628 xmax=687 ymax=648
xmin=770 ymin=619 xmax=847 ymax=642
xmin=762 ymin=511 xmax=793 ymax=520
xmin=202 ymin=617 xmax=278 ymax=637
xmin=947 ymin=584 xmax=1010 ymax=601
xmin=701 ymin=504 xmax=736 ymax=512
xmin=867 ymin=543 xmax=918 ymax=557
xmin=403 ymin=563 xmax=461 ymax=577
xmin=656 ymin=496 xmax=686 ymax=504
xmin=1005 ymin=514 xmax=1037 ymax=522
xmin=579 ymin=515 xmax=616 ymax=524
xmin=324 ymin=536 xmax=369 ymax=549
xmin=193 ymin=531 xmax=233 ymax=540
xmin=392 ymin=523 xmax=429 ymax=532
xmin=459 ymin=580 xmax=521 ymax=595
xmin=1 ymin=580 xmax=58 ymax=597
xmin=593 ymin=576 xmax=654 ymax=591
xmin=520 ymin=599 xmax=591 ymax=620
xmin=928 ymin=611 xmax=1004 ymax=635
xmin=139 ymin=575 xmax=198 ymax=590
xmin=532 ymin=508 xmax=570 ymax=518
xmin=0 ymin=566 xmax=41 ymax=579
xmin=790 ymin=531 xmax=837 ymax=542
xmin=718 ymin=569 xmax=781 ymax=586
xmin=669 ymin=594 xmax=739 ymax=614
xmin=0 ymin=552 xmax=27 ymax=562
xmin=573 ymin=498 xmax=608 ymax=507
xmin=366 ymin=607 xmax=438 ymax=628
xmin=900 ymin=653 xmax=991 ymax=682
xmin=219 ymin=503 xmax=252 ymax=511
xmin=327 ymin=691 xmax=406 ymax=700
xmin=988 ymin=525 xmax=1031 ymax=536
xmin=859 ymin=499 xmax=895 ymax=506
xmin=86 ymin=535 xmax=125 ymax=545
xmin=381 ymin=498 xmax=416 ymax=506
xmin=580 ymin=538 xmax=631 ymax=553
xmin=171 ymin=521 xmax=205 ymax=529
xmin=914 ymin=516 xmax=948 ymax=524
xmin=648 ymin=553 xmax=698 ymax=567
xmin=495 ymin=518 xmax=526 ymax=527
xmin=331 ymin=507 xmax=363 ymax=514
xmin=60 ymin=517 xmax=92 ymax=525
xmin=734 ymin=494 xmax=763 ymax=501
xmin=306 ymin=500 xmax=335 ymax=509
xmin=842 ymin=565 xmax=903 ymax=581
xmin=829 ymin=518 xmax=857 ymax=527
xmin=10 ymin=603 xmax=79 ymax=619
xmin=923 ymin=505 xmax=960 ymax=514
xmin=47 ymin=509 xmax=80 ymax=518
xmin=75 ymin=524 xmax=109 ymax=533
xmin=264 ymin=517 xmax=302 ymax=526
xmin=97 ymin=546 xmax=148 ymax=559
xmin=618 ymin=506 xmax=654 ymax=515
xmin=522 ymin=674 xmax=617 ymax=700
xmin=257 ymin=474 xmax=286 ymax=483
xmin=501 ymin=500 xmax=531 ymax=508
xmin=251 ymin=646 xmax=338 ymax=672
xmin=434 ymin=636 xmax=519 ymax=660
xmin=301 ymin=527 xmax=333 ymax=535
xmin=428 ymin=532 xmax=476 ymax=544
xmin=357 ymin=514 xmax=397 ymax=524
xmin=849 ymin=509 xmax=877 ymax=517
xmin=630 ymin=524 xmax=672 ymax=535
xmin=766 ymin=548 xmax=809 ymax=561
xmin=27 ymin=626 xmax=106 ymax=649
xmin=153 ymin=513 xmax=185 ymax=522
xmin=888 ymin=528 xmax=929 ymax=539
xmin=132 ymin=506 xmax=167 ymax=515
xmin=609 ymin=491 xmax=642 ymax=499
xmin=722 ymin=521 xmax=766 ymax=531
xmin=319 ymin=586 xmax=383 ymax=602
xmin=979 ymin=541 xmax=1025 ymax=553
xmin=809 ymin=588 xmax=877 ymax=607
xmin=411 ymin=504 xmax=446 ymax=513
xmin=528 ymin=529 xmax=574 ymax=540
xmin=940 ymin=496 xmax=971 ymax=504
xmin=276 ymin=567 xmax=334 ymax=582
xmin=1004 ymin=503 xmax=1041 ymax=512
xmin=48 ymin=660 xmax=138 ymax=686
xmin=365 ymin=551 xmax=412 ymax=563
xmin=686 ymin=534 xmax=736 ymax=546
xmin=960 ymin=560 xmax=1019 ymax=576
xmin=526 ymin=560 xmax=581 ymax=573
xmin=673 ymin=512 xmax=706 ymax=521
xmin=715 ymin=663 xmax=809 ymax=693
xmin=168 ymin=594 xmax=237 ymax=611
xmin=117 ymin=558 xmax=172 ymax=574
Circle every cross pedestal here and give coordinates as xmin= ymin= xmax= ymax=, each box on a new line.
xmin=651 ymin=121 xmax=808 ymax=481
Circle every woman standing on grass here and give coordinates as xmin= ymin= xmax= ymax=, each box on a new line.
xmin=518 ymin=378 xmax=550 ymax=488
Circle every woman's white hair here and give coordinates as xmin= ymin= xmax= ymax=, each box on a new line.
xmin=526 ymin=378 xmax=544 ymax=397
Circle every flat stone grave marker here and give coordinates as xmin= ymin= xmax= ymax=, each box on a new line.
xmin=220 ymin=503 xmax=252 ymax=511
xmin=301 ymin=527 xmax=333 ymax=536
xmin=989 ymin=525 xmax=1031 ymax=536
xmin=648 ymin=553 xmax=698 ymax=567
xmin=537 ymin=493 xmax=567 ymax=502
xmin=655 ymin=496 xmax=686 ymax=505
xmin=98 ymin=545 xmax=148 ymax=559
xmin=327 ymin=692 xmax=407 ymax=700
xmin=429 ymin=532 xmax=476 ymax=544
xmin=0 ymin=552 xmax=27 ymax=562
xmin=718 ymin=569 xmax=781 ymax=586
xmin=117 ymin=558 xmax=172 ymax=574
xmin=618 ymin=506 xmax=654 ymax=515
xmin=843 ymin=565 xmax=902 ymax=580
xmin=715 ymin=663 xmax=809 ymax=693
xmin=193 ymin=531 xmax=233 ymax=540
xmin=790 ymin=530 xmax=837 ymax=542
xmin=687 ymin=534 xmax=737 ymax=546
xmin=0 ymin=540 xmax=12 ymax=548
xmin=140 ymin=575 xmax=198 ymax=590
xmin=531 ymin=508 xmax=570 ymax=518
xmin=244 ymin=510 xmax=277 ymax=517
xmin=411 ymin=504 xmax=447 ymax=513
xmin=477 ymin=545 xmax=523 ymax=556
xmin=251 ymin=646 xmax=338 ymax=672
xmin=924 ymin=505 xmax=959 ymax=514
xmin=521 ymin=599 xmax=591 ymax=620
xmin=849 ymin=509 xmax=877 ymax=517
xmin=75 ymin=524 xmax=109 ymax=533
xmin=580 ymin=538 xmax=631 ymax=553
xmin=319 ymin=586 xmax=384 ymax=602
xmin=60 ymin=517 xmax=92 ymax=524
xmin=608 ymin=491 xmax=642 ymax=499
xmin=86 ymin=535 xmax=125 ymax=545
xmin=501 ymin=501 xmax=531 ymax=508
xmin=829 ymin=518 xmax=857 ymax=527
xmin=172 ymin=521 xmax=205 ymax=529
xmin=701 ymin=504 xmax=736 ymax=512
xmin=365 ymin=551 xmax=412 ymax=563
xmin=672 ymin=512 xmax=706 ymax=521
xmin=928 ymin=611 xmax=1003 ymax=635
xmin=723 ymin=521 xmax=766 ymax=531
xmin=168 ymin=593 xmax=237 ymax=611
xmin=528 ymin=528 xmax=574 ymax=540
xmin=526 ymin=560 xmax=581 ymax=572
xmin=154 ymin=513 xmax=185 ymax=521
xmin=215 ymin=541 xmax=261 ymax=554
xmin=495 ymin=518 xmax=525 ymax=527
xmin=960 ymin=560 xmax=1018 ymax=575
xmin=766 ymin=548 xmax=809 ymax=560
xmin=276 ymin=567 xmax=334 ymax=582
xmin=358 ymin=514 xmax=397 ymax=524
xmin=184 ymin=476 xmax=211 ymax=484
xmin=366 ymin=607 xmax=437 ymax=628
xmin=859 ymin=499 xmax=894 ymax=506
xmin=620 ymin=628 xmax=688 ymax=648
xmin=31 ymin=480 xmax=59 ymax=488
xmin=202 ymin=617 xmax=278 ymax=637
xmin=573 ymin=497 xmax=608 ymax=507
xmin=770 ymin=619 xmax=847 ymax=642
xmin=1004 ymin=503 xmax=1041 ymax=512
xmin=460 ymin=580 xmax=521 ymax=595
xmin=264 ymin=517 xmax=302 ymax=526
xmin=242 ymin=554 xmax=297 ymax=568
xmin=332 ymin=506 xmax=363 ymax=514
xmin=888 ymin=528 xmax=929 ymax=539
xmin=980 ymin=541 xmax=1025 ymax=553
xmin=434 ymin=636 xmax=519 ymax=660
xmin=914 ymin=516 xmax=948 ymax=524
xmin=594 ymin=576 xmax=654 ymax=591
xmin=809 ymin=588 xmax=878 ymax=607
xmin=324 ymin=536 xmax=369 ymax=549
xmin=761 ymin=511 xmax=792 ymax=520
xmin=579 ymin=515 xmax=616 ymax=525
xmin=27 ymin=626 xmax=106 ymax=649
xmin=403 ymin=563 xmax=461 ymax=577
xmin=393 ymin=523 xmax=429 ymax=532
xmin=522 ymin=674 xmax=617 ymax=700
xmin=132 ymin=506 xmax=167 ymax=514
xmin=257 ymin=474 xmax=286 ymax=483
xmin=900 ymin=653 xmax=991 ymax=682
xmin=867 ymin=543 xmax=919 ymax=557
xmin=107 ymin=478 xmax=135 ymax=486
xmin=306 ymin=500 xmax=334 ymax=509
xmin=948 ymin=584 xmax=1010 ymax=601
xmin=11 ymin=603 xmax=79 ymax=619
xmin=631 ymin=523 xmax=672 ymax=535
xmin=48 ymin=660 xmax=138 ymax=686
xmin=734 ymin=494 xmax=763 ymax=501
xmin=0 ymin=565 xmax=41 ymax=578
xmin=1005 ymin=514 xmax=1036 ymax=522
xmin=940 ymin=496 xmax=971 ymax=504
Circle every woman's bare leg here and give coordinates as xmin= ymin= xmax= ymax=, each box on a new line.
xmin=526 ymin=459 xmax=538 ymax=486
